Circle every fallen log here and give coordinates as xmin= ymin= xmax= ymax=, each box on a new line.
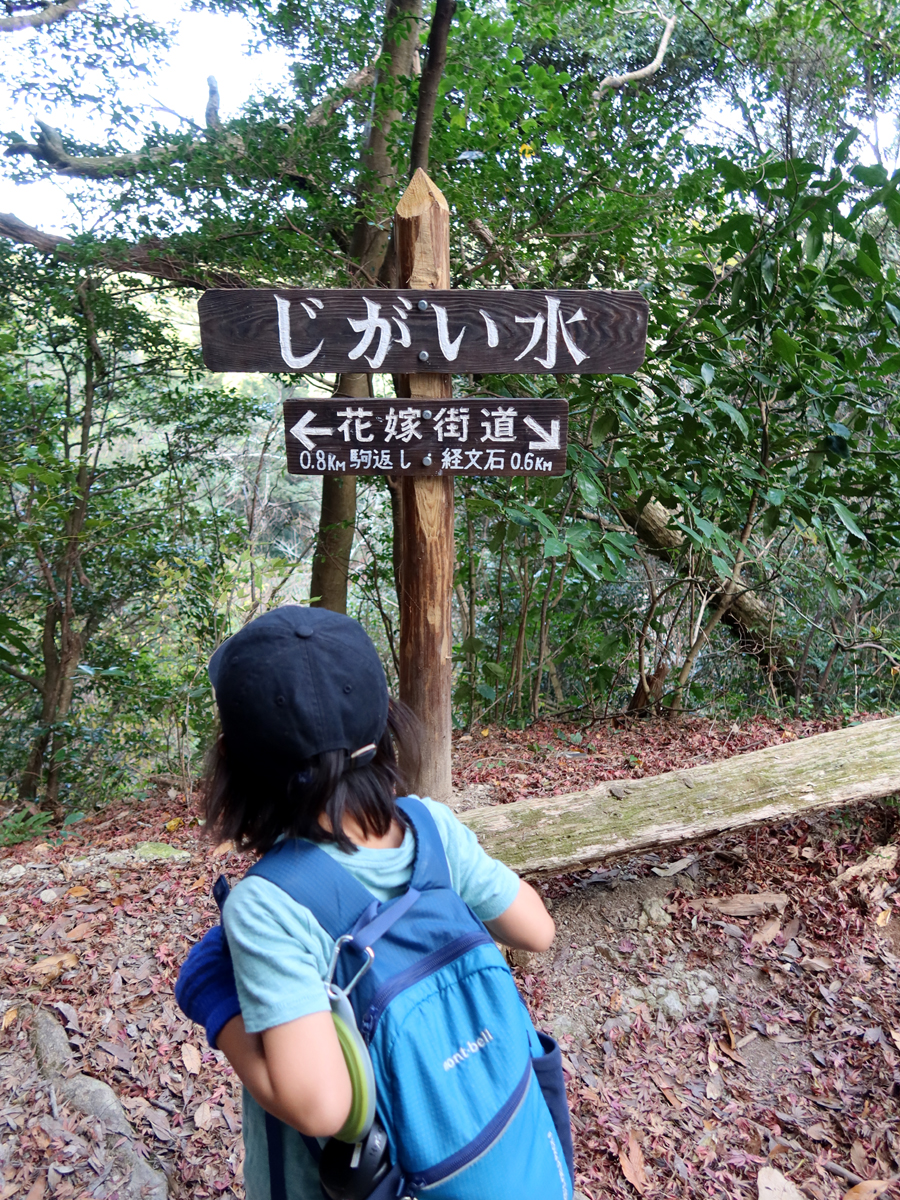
xmin=459 ymin=716 xmax=900 ymax=875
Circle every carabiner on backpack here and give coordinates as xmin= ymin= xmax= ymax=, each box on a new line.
xmin=326 ymin=933 xmax=375 ymax=998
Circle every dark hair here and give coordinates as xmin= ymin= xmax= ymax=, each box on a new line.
xmin=203 ymin=698 xmax=421 ymax=855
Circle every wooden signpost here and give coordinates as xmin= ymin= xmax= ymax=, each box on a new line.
xmin=198 ymin=168 xmax=648 ymax=801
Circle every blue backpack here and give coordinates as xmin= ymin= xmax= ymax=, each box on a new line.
xmin=244 ymin=796 xmax=574 ymax=1200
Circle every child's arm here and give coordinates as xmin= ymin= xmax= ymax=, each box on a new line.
xmin=484 ymin=879 xmax=555 ymax=951
xmin=217 ymin=1011 xmax=352 ymax=1138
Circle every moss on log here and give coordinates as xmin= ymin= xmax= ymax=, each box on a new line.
xmin=459 ymin=717 xmax=900 ymax=875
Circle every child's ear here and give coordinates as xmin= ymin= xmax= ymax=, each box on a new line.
xmin=217 ymin=733 xmax=227 ymax=759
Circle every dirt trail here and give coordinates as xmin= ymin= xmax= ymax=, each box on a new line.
xmin=0 ymin=717 xmax=897 ymax=1198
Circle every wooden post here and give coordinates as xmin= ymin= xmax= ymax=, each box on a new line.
xmin=394 ymin=168 xmax=454 ymax=802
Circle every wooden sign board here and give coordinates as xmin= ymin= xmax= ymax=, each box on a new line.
xmin=283 ymin=396 xmax=568 ymax=475
xmin=200 ymin=288 xmax=647 ymax=376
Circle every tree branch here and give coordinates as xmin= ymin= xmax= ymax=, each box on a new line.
xmin=593 ymin=13 xmax=677 ymax=99
xmin=0 ymin=661 xmax=43 ymax=692
xmin=6 ymin=53 xmax=376 ymax=182
xmin=0 ymin=0 xmax=85 ymax=33
xmin=410 ymin=0 xmax=456 ymax=175
xmin=306 ymin=59 xmax=378 ymax=127
xmin=4 ymin=119 xmax=225 ymax=179
xmin=205 ymin=76 xmax=222 ymax=131
xmin=0 ymin=211 xmax=254 ymax=289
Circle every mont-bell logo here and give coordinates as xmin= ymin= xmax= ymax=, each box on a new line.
xmin=443 ymin=1028 xmax=494 ymax=1071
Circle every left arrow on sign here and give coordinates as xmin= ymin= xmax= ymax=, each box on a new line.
xmin=523 ymin=416 xmax=561 ymax=451
xmin=290 ymin=411 xmax=335 ymax=450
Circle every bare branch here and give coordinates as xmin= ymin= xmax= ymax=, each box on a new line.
xmin=0 ymin=0 xmax=86 ymax=33
xmin=0 ymin=211 xmax=255 ymax=289
xmin=3 ymin=53 xmax=373 ymax=182
xmin=465 ymin=216 xmax=528 ymax=285
xmin=306 ymin=60 xmax=378 ymax=128
xmin=594 ymin=13 xmax=677 ymax=99
xmin=5 ymin=120 xmax=200 ymax=178
xmin=5 ymin=111 xmax=249 ymax=179
xmin=205 ymin=76 xmax=221 ymax=132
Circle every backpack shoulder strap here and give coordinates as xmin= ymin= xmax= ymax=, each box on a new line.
xmin=396 ymin=797 xmax=453 ymax=892
xmin=246 ymin=838 xmax=375 ymax=941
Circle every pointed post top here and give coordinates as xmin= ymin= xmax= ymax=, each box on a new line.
xmin=394 ymin=167 xmax=450 ymax=291
xmin=396 ymin=167 xmax=448 ymax=220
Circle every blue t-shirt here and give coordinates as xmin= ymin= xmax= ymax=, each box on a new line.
xmin=222 ymin=796 xmax=520 ymax=1200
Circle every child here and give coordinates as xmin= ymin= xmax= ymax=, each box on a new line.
xmin=175 ymin=605 xmax=559 ymax=1200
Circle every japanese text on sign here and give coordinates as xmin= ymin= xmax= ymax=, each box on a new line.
xmin=282 ymin=397 xmax=568 ymax=476
xmin=200 ymin=288 xmax=648 ymax=376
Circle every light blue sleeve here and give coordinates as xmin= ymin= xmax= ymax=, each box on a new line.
xmin=222 ymin=875 xmax=333 ymax=1035
xmin=416 ymin=796 xmax=521 ymax=922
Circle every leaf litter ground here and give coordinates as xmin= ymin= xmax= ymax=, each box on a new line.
xmin=0 ymin=714 xmax=898 ymax=1199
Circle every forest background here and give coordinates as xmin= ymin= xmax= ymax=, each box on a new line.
xmin=2 ymin=0 xmax=900 ymax=829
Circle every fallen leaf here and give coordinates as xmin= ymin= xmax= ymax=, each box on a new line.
xmin=165 ymin=817 xmax=184 ymax=832
xmin=29 ymin=952 xmax=78 ymax=982
xmin=182 ymin=1042 xmax=201 ymax=1075
xmin=757 ymin=1166 xmax=807 ymax=1199
xmin=651 ymin=855 xmax=696 ymax=877
xmin=145 ymin=1107 xmax=173 ymax=1142
xmin=875 ymin=909 xmax=890 ymax=927
xmin=890 ymin=1028 xmax=900 ymax=1051
xmin=1 ymin=1007 xmax=17 ymax=1031
xmin=805 ymin=1122 xmax=834 ymax=1144
xmin=24 ymin=1179 xmax=46 ymax=1200
xmin=64 ymin=922 xmax=93 ymax=942
xmin=650 ymin=1072 xmax=682 ymax=1109
xmin=706 ymin=1073 xmax=724 ymax=1099
xmin=841 ymin=1184 xmax=893 ymax=1200
xmin=717 ymin=1040 xmax=749 ymax=1067
xmin=618 ymin=1129 xmax=648 ymax=1194
xmin=193 ymin=1100 xmax=214 ymax=1131
xmin=212 ymin=841 xmax=234 ymax=858
xmin=850 ymin=1141 xmax=868 ymax=1178
xmin=801 ymin=956 xmax=834 ymax=972
xmin=701 ymin=892 xmax=789 ymax=917
xmin=721 ymin=1010 xmax=736 ymax=1050
xmin=65 ymin=886 xmax=90 ymax=898
xmin=752 ymin=916 xmax=782 ymax=945
xmin=52 ymin=1001 xmax=81 ymax=1031
xmin=831 ymin=845 xmax=898 ymax=888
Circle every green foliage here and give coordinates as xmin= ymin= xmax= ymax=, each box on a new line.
xmin=4 ymin=0 xmax=900 ymax=803
xmin=0 ymin=808 xmax=52 ymax=846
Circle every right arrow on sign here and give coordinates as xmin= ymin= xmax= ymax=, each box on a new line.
xmin=290 ymin=411 xmax=334 ymax=450
xmin=523 ymin=416 xmax=561 ymax=451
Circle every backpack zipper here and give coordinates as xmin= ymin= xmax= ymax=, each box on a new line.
xmin=360 ymin=930 xmax=494 ymax=1042
xmin=407 ymin=1058 xmax=532 ymax=1190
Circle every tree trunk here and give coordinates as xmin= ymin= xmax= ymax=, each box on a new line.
xmin=460 ymin=715 xmax=900 ymax=875
xmin=627 ymin=660 xmax=669 ymax=715
xmin=309 ymin=0 xmax=423 ymax=613
xmin=309 ymin=373 xmax=368 ymax=613
xmin=18 ymin=604 xmax=60 ymax=803
xmin=620 ymin=499 xmax=797 ymax=693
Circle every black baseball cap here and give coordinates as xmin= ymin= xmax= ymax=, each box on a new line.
xmin=208 ymin=606 xmax=389 ymax=769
